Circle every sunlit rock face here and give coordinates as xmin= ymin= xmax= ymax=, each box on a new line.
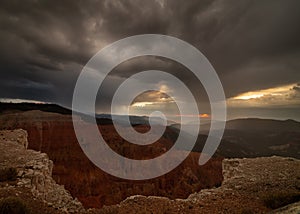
xmin=0 ymin=110 xmax=223 ymax=208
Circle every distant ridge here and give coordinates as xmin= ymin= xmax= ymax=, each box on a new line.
xmin=1 ymin=102 xmax=299 ymax=131
xmin=225 ymin=118 xmax=300 ymax=132
xmin=0 ymin=102 xmax=175 ymax=126
xmin=0 ymin=102 xmax=71 ymax=115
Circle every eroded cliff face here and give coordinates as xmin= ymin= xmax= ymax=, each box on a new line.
xmin=98 ymin=156 xmax=300 ymax=214
xmin=0 ymin=129 xmax=84 ymax=213
xmin=0 ymin=111 xmax=223 ymax=208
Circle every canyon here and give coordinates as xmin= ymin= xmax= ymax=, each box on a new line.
xmin=0 ymin=109 xmax=223 ymax=208
xmin=0 ymin=128 xmax=299 ymax=213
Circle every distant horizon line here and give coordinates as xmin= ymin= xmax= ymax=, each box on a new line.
xmin=1 ymin=100 xmax=299 ymax=123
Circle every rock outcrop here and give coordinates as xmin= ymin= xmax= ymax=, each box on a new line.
xmin=0 ymin=129 xmax=84 ymax=213
xmin=97 ymin=156 xmax=300 ymax=214
xmin=0 ymin=129 xmax=28 ymax=149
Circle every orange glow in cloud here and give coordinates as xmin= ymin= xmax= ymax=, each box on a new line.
xmin=200 ymin=113 xmax=210 ymax=118
xmin=173 ymin=114 xmax=210 ymax=118
xmin=228 ymin=83 xmax=300 ymax=107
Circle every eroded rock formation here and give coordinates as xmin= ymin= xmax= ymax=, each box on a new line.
xmin=0 ymin=129 xmax=84 ymax=213
xmin=97 ymin=156 xmax=300 ymax=214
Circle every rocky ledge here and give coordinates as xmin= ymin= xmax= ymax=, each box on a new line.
xmin=0 ymin=129 xmax=84 ymax=213
xmin=97 ymin=157 xmax=300 ymax=214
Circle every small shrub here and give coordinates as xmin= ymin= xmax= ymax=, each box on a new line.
xmin=0 ymin=197 xmax=29 ymax=214
xmin=0 ymin=167 xmax=17 ymax=182
xmin=262 ymin=191 xmax=300 ymax=209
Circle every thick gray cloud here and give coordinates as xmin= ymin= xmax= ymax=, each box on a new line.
xmin=0 ymin=0 xmax=299 ymax=119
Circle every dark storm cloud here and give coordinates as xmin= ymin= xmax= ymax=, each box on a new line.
xmin=0 ymin=0 xmax=300 ymax=117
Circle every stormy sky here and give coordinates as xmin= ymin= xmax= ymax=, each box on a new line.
xmin=0 ymin=0 xmax=300 ymax=121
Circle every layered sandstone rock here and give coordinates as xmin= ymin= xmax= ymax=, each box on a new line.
xmin=97 ymin=156 xmax=300 ymax=214
xmin=0 ymin=129 xmax=28 ymax=149
xmin=0 ymin=129 xmax=84 ymax=213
